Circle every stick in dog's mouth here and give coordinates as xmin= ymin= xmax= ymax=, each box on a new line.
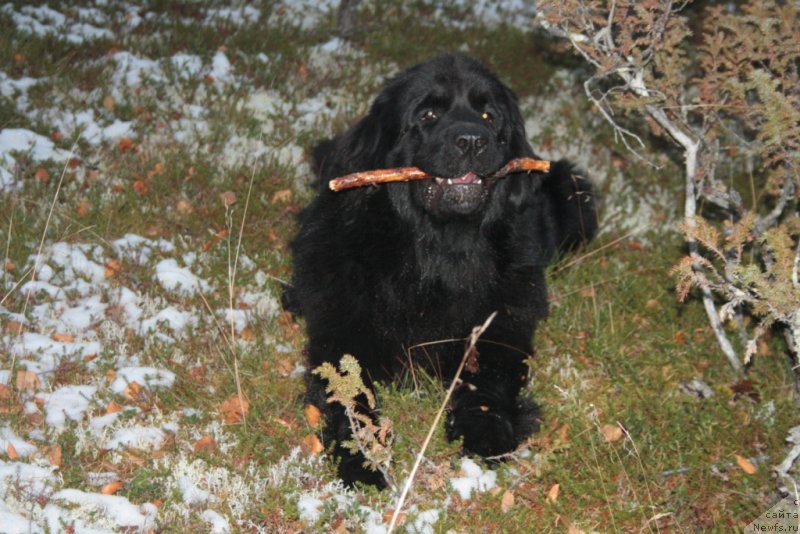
xmin=328 ymin=157 xmax=551 ymax=192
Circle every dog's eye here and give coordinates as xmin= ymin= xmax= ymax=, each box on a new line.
xmin=420 ymin=110 xmax=438 ymax=122
xmin=481 ymin=111 xmax=493 ymax=122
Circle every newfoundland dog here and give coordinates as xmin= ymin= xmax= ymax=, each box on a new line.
xmin=286 ymin=54 xmax=596 ymax=487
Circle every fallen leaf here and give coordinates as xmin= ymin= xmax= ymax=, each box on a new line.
xmin=193 ymin=436 xmax=217 ymax=453
xmin=123 ymin=381 xmax=143 ymax=400
xmin=557 ymin=423 xmax=570 ymax=443
xmin=103 ymin=94 xmax=115 ymax=111
xmin=35 ymin=166 xmax=50 ymax=182
xmin=220 ymin=191 xmax=237 ymax=207
xmin=239 ymin=326 xmax=255 ymax=341
xmin=274 ymin=358 xmax=294 ymax=377
xmin=101 ymin=481 xmax=124 ymax=495
xmin=16 ymin=370 xmax=40 ymax=390
xmin=4 ymin=320 xmax=23 ymax=334
xmin=77 ymin=198 xmax=91 ymax=217
xmin=46 ymin=444 xmax=62 ymax=467
xmin=7 ymin=442 xmax=19 ymax=460
xmin=601 ymin=424 xmax=624 ymax=443
xmin=104 ymin=259 xmax=123 ymax=278
xmin=105 ymin=369 xmax=117 ymax=383
xmin=546 ymin=483 xmax=560 ymax=503
xmin=133 ymin=179 xmax=149 ymax=195
xmin=735 ymin=454 xmax=757 ymax=475
xmin=271 ymin=189 xmax=293 ymax=204
xmin=645 ymin=299 xmax=659 ymax=311
xmin=219 ymin=395 xmax=249 ymax=424
xmin=107 ymin=401 xmax=123 ymax=414
xmin=567 ymin=525 xmax=586 ymax=534
xmin=301 ymin=433 xmax=324 ymax=454
xmin=382 ymin=511 xmax=406 ymax=526
xmin=304 ymin=404 xmax=321 ymax=429
xmin=674 ymin=330 xmax=687 ymax=345
xmin=0 ymin=384 xmax=10 ymax=400
xmin=501 ymin=489 xmax=515 ymax=513
xmin=51 ymin=131 xmax=64 ymax=142
xmin=579 ymin=286 xmax=596 ymax=298
xmin=118 ymin=137 xmax=134 ymax=152
xmin=51 ymin=332 xmax=75 ymax=343
xmin=3 ymin=260 xmax=15 ymax=272
xmin=175 ymin=199 xmax=194 ymax=215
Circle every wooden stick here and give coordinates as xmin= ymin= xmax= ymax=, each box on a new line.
xmin=328 ymin=157 xmax=551 ymax=192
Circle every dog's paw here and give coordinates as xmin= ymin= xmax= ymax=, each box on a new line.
xmin=337 ymin=452 xmax=388 ymax=489
xmin=446 ymin=406 xmax=517 ymax=457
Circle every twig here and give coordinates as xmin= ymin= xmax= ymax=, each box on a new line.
xmin=386 ymin=312 xmax=497 ymax=534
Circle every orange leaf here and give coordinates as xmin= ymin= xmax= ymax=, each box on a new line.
xmin=304 ymin=404 xmax=321 ymax=429
xmin=735 ymin=454 xmax=757 ymax=475
xmin=546 ymin=483 xmax=560 ymax=503
xmin=239 ymin=326 xmax=255 ymax=341
xmin=46 ymin=444 xmax=62 ymax=467
xmin=601 ymin=424 xmax=624 ymax=443
xmin=271 ymin=189 xmax=293 ymax=204
xmin=103 ymin=95 xmax=115 ymax=111
xmin=16 ymin=370 xmax=41 ymax=390
xmin=107 ymin=401 xmax=123 ymax=414
xmin=220 ymin=191 xmax=237 ymax=207
xmin=175 ymin=199 xmax=194 ymax=215
xmin=104 ymin=259 xmax=122 ymax=278
xmin=51 ymin=332 xmax=75 ymax=343
xmin=4 ymin=320 xmax=23 ymax=334
xmin=501 ymin=490 xmax=515 ymax=513
xmin=34 ymin=166 xmax=50 ymax=182
xmin=133 ymin=179 xmax=149 ymax=195
xmin=193 ymin=436 xmax=217 ymax=453
xmin=123 ymin=381 xmax=142 ymax=400
xmin=101 ymin=481 xmax=124 ymax=495
xmin=219 ymin=395 xmax=249 ymax=424
xmin=301 ymin=434 xmax=324 ymax=454
xmin=118 ymin=137 xmax=134 ymax=152
xmin=77 ymin=198 xmax=91 ymax=217
xmin=7 ymin=441 xmax=19 ymax=460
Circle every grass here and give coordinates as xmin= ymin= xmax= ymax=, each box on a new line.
xmin=0 ymin=1 xmax=797 ymax=532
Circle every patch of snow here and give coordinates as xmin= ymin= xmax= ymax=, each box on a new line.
xmin=110 ymin=366 xmax=176 ymax=394
xmin=202 ymin=509 xmax=231 ymax=533
xmin=449 ymin=457 xmax=497 ymax=500
xmin=1 ymin=426 xmax=38 ymax=458
xmin=44 ymin=488 xmax=156 ymax=532
xmin=155 ymin=258 xmax=209 ymax=296
xmin=297 ymin=494 xmax=324 ymax=523
xmin=106 ymin=426 xmax=167 ymax=451
xmin=0 ymin=459 xmax=58 ymax=497
xmin=43 ymin=385 xmax=97 ymax=430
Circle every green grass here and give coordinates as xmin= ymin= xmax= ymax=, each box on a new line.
xmin=0 ymin=1 xmax=797 ymax=532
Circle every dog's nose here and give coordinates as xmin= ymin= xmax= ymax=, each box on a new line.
xmin=455 ymin=133 xmax=488 ymax=156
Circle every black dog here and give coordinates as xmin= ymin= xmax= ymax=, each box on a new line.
xmin=286 ymin=54 xmax=596 ymax=487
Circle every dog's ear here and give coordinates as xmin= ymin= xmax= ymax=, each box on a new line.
xmin=499 ymin=86 xmax=535 ymax=158
xmin=318 ymin=92 xmax=400 ymax=183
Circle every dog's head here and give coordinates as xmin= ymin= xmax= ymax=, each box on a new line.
xmin=327 ymin=54 xmax=535 ymax=222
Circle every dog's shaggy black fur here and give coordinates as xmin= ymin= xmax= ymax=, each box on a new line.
xmin=285 ymin=54 xmax=596 ymax=487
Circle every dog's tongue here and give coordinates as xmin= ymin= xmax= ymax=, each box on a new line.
xmin=449 ymin=172 xmax=480 ymax=184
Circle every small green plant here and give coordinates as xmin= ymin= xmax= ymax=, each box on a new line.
xmin=313 ymin=354 xmax=396 ymax=487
